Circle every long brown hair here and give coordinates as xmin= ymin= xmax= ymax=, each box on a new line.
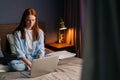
xmin=15 ymin=8 xmax=40 ymax=41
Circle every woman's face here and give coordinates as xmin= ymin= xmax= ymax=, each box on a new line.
xmin=25 ymin=15 xmax=36 ymax=29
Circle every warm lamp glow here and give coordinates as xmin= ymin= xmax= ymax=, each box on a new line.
xmin=66 ymin=28 xmax=74 ymax=45
xmin=59 ymin=30 xmax=66 ymax=43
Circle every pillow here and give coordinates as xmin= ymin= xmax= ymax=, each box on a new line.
xmin=0 ymin=64 xmax=9 ymax=72
xmin=6 ymin=34 xmax=16 ymax=55
xmin=46 ymin=50 xmax=76 ymax=60
xmin=0 ymin=38 xmax=4 ymax=57
xmin=0 ymin=50 xmax=4 ymax=57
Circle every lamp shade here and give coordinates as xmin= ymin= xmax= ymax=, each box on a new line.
xmin=59 ymin=26 xmax=67 ymax=30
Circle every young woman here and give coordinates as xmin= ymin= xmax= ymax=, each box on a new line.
xmin=8 ymin=8 xmax=45 ymax=71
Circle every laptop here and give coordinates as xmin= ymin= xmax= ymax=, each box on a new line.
xmin=21 ymin=56 xmax=59 ymax=78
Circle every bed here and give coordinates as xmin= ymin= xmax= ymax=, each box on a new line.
xmin=0 ymin=23 xmax=82 ymax=80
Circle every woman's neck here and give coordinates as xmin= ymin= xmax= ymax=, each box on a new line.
xmin=25 ymin=26 xmax=32 ymax=30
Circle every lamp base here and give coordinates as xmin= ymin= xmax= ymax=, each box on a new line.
xmin=59 ymin=34 xmax=65 ymax=43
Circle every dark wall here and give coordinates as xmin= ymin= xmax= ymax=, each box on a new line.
xmin=0 ymin=0 xmax=64 ymax=43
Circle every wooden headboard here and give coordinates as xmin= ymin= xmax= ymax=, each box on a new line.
xmin=0 ymin=22 xmax=45 ymax=53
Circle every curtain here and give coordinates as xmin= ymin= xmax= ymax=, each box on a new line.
xmin=64 ymin=0 xmax=82 ymax=58
xmin=82 ymin=0 xmax=120 ymax=80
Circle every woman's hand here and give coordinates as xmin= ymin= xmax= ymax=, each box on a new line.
xmin=27 ymin=61 xmax=32 ymax=70
xmin=27 ymin=65 xmax=31 ymax=71
xmin=38 ymin=55 xmax=44 ymax=59
xmin=21 ymin=57 xmax=32 ymax=70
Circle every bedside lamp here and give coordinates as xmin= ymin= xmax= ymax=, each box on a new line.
xmin=58 ymin=18 xmax=67 ymax=43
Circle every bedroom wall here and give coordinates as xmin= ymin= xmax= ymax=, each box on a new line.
xmin=0 ymin=0 xmax=64 ymax=44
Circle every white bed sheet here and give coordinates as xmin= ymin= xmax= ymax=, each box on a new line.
xmin=0 ymin=57 xmax=82 ymax=80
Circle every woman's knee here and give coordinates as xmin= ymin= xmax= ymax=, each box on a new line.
xmin=8 ymin=60 xmax=28 ymax=71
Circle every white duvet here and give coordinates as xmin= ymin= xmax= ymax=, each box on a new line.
xmin=0 ymin=57 xmax=82 ymax=80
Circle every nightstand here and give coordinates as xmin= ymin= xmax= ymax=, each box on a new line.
xmin=45 ymin=43 xmax=75 ymax=53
